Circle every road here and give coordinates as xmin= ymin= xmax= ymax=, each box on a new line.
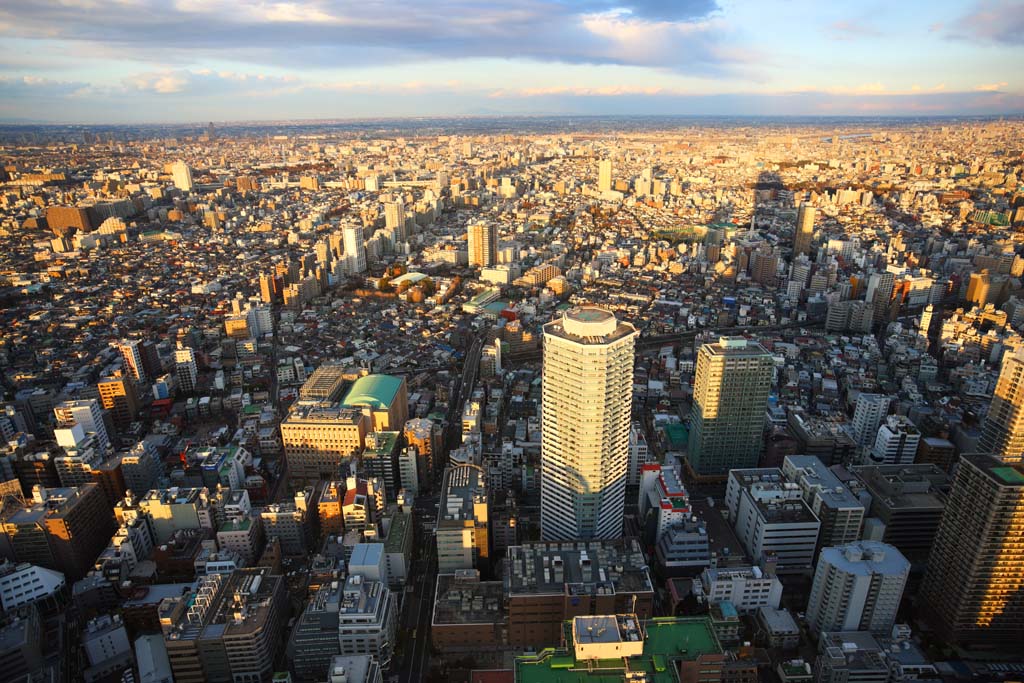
xmin=396 ymin=493 xmax=440 ymax=683
xmin=445 ymin=333 xmax=485 ymax=449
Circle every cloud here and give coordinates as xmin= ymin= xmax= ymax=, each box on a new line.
xmin=975 ymin=81 xmax=1009 ymax=91
xmin=828 ymin=19 xmax=881 ymax=40
xmin=0 ymin=0 xmax=734 ymax=73
xmin=949 ymin=0 xmax=1024 ymax=44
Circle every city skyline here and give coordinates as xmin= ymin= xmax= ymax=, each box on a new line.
xmin=1 ymin=0 xmax=1023 ymax=122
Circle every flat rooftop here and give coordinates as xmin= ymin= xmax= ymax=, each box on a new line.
xmin=505 ymin=540 xmax=653 ymax=597
xmin=514 ymin=617 xmax=720 ymax=683
xmin=851 ymin=463 xmax=949 ymax=511
xmin=433 ymin=573 xmax=504 ymax=625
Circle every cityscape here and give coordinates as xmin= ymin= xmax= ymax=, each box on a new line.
xmin=1 ymin=2 xmax=1024 ymax=683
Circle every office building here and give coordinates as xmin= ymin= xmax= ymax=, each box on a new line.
xmin=137 ymin=487 xmax=214 ymax=544
xmin=170 ymin=161 xmax=193 ymax=192
xmin=505 ymin=540 xmax=654 ymax=647
xmin=0 ymin=485 xmax=114 ymax=581
xmin=920 ymin=454 xmax=1024 ymax=650
xmin=431 ymin=570 xmax=505 ymax=653
xmin=281 ymin=405 xmax=369 ymax=487
xmin=260 ymin=502 xmax=309 ymax=556
xmin=326 ymin=656 xmax=382 ymax=683
xmin=437 ymin=464 xmax=489 ymax=572
xmin=121 ymin=441 xmax=164 ymax=495
xmin=467 ymin=221 xmax=498 ymax=267
xmin=687 ymin=337 xmax=773 ymax=477
xmin=117 ymin=340 xmax=161 ymax=383
xmin=850 ymin=464 xmax=948 ymax=570
xmin=598 ymin=159 xmax=613 ymax=192
xmin=160 ymin=569 xmax=287 ymax=683
xmin=806 ymin=541 xmax=909 ymax=636
xmin=793 ymin=203 xmax=815 ymax=256
xmin=341 ymin=375 xmax=408 ymax=431
xmin=97 ymin=376 xmax=140 ymax=429
xmin=317 ymin=481 xmax=345 ymax=538
xmin=725 ymin=469 xmax=820 ymax=574
xmin=541 ymin=307 xmax=636 ymax=541
xmin=384 ymin=201 xmax=406 ymax=242
xmin=851 ymin=393 xmax=891 ymax=448
xmin=781 ymin=456 xmax=864 ymax=550
xmin=0 ymin=561 xmax=66 ymax=612
xmin=697 ymin=559 xmax=783 ymax=615
xmin=869 ymin=415 xmax=921 ymax=465
xmin=174 ymin=346 xmax=198 ymax=395
xmin=979 ymin=347 xmax=1024 ymax=462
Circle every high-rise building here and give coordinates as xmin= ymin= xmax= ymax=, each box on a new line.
xmin=920 ymin=454 xmax=1024 ymax=650
xmin=280 ymin=405 xmax=369 ymax=487
xmin=343 ymin=225 xmax=366 ymax=274
xmin=687 ymin=337 xmax=773 ymax=477
xmin=806 ymin=541 xmax=909 ymax=636
xmin=869 ymin=415 xmax=921 ymax=465
xmin=436 ymin=464 xmax=489 ymax=572
xmin=117 ymin=340 xmax=154 ymax=382
xmin=170 ymin=161 xmax=193 ymax=192
xmin=867 ymin=271 xmax=895 ymax=325
xmin=979 ymin=347 xmax=1024 ymax=463
xmin=540 ymin=307 xmax=636 ymax=541
xmin=852 ymin=393 xmax=890 ymax=448
xmin=174 ymin=346 xmax=198 ymax=395
xmin=467 ymin=222 xmax=497 ymax=268
xmin=793 ymin=203 xmax=815 ymax=256
xmin=53 ymin=399 xmax=110 ymax=453
xmin=384 ymin=201 xmax=406 ymax=242
xmin=598 ymin=159 xmax=613 ymax=192
xmin=97 ymin=376 xmax=139 ymax=429
xmin=918 ymin=303 xmax=934 ymax=338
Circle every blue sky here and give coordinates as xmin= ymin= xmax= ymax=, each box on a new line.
xmin=0 ymin=0 xmax=1021 ymax=122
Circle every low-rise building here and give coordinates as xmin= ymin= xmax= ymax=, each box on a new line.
xmin=432 ymin=570 xmax=505 ymax=652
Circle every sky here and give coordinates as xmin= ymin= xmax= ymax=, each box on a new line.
xmin=0 ymin=0 xmax=1022 ymax=123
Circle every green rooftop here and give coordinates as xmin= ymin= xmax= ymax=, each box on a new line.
xmin=515 ymin=617 xmax=720 ymax=683
xmin=992 ymin=466 xmax=1024 ymax=485
xmin=342 ymin=374 xmax=404 ymax=410
xmin=663 ymin=423 xmax=688 ymax=449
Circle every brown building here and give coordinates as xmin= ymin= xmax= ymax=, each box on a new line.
xmin=0 ymin=484 xmax=115 ymax=581
xmin=317 ymin=480 xmax=345 ymax=538
xmin=97 ymin=376 xmax=140 ymax=429
xmin=678 ymin=649 xmax=765 ymax=683
xmin=45 ymin=206 xmax=92 ymax=235
xmin=505 ymin=540 xmax=655 ymax=648
xmin=431 ymin=570 xmax=505 ymax=653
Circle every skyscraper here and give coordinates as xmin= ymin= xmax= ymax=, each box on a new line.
xmin=806 ymin=541 xmax=909 ymax=636
xmin=979 ymin=348 xmax=1024 ymax=463
xmin=541 ymin=307 xmax=636 ymax=540
xmin=384 ymin=201 xmax=406 ymax=242
xmin=793 ymin=203 xmax=815 ymax=256
xmin=171 ymin=160 xmax=193 ymax=192
xmin=598 ymin=159 xmax=613 ymax=192
xmin=117 ymin=340 xmax=147 ymax=382
xmin=467 ymin=221 xmax=497 ymax=268
xmin=97 ymin=376 xmax=139 ymax=429
xmin=343 ymin=225 xmax=366 ymax=274
xmin=920 ymin=454 xmax=1024 ymax=649
xmin=687 ymin=337 xmax=773 ymax=476
xmin=852 ymin=393 xmax=891 ymax=448
xmin=53 ymin=399 xmax=110 ymax=453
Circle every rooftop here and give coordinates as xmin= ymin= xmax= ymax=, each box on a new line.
xmin=544 ymin=307 xmax=636 ymax=345
xmin=341 ymin=374 xmax=405 ymax=410
xmin=514 ymin=617 xmax=720 ymax=683
xmin=439 ymin=464 xmax=488 ymax=528
xmin=505 ymin=540 xmax=653 ymax=597
xmin=433 ymin=571 xmax=504 ymax=625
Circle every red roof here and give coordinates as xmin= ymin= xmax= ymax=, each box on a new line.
xmin=343 ymin=481 xmax=368 ymax=506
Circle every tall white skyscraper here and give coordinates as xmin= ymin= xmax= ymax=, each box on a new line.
xmin=174 ymin=345 xmax=198 ymax=395
xmin=171 ymin=160 xmax=193 ymax=192
xmin=807 ymin=541 xmax=909 ymax=636
xmin=852 ymin=393 xmax=890 ymax=448
xmin=541 ymin=307 xmax=636 ymax=540
xmin=343 ymin=225 xmax=366 ymax=274
xmin=598 ymin=159 xmax=613 ymax=192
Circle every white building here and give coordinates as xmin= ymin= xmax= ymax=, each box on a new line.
xmin=337 ymin=576 xmax=398 ymax=667
xmin=697 ymin=561 xmax=783 ymax=614
xmin=344 ymin=225 xmax=366 ymax=274
xmin=628 ymin=423 xmax=649 ymax=487
xmin=171 ymin=160 xmax=193 ymax=192
xmin=53 ymin=399 xmax=110 ymax=453
xmin=541 ymin=307 xmax=636 ymax=541
xmin=436 ymin=465 xmax=489 ymax=572
xmin=852 ymin=393 xmax=890 ymax=448
xmin=174 ymin=345 xmax=198 ymax=394
xmin=807 ymin=541 xmax=909 ymax=636
xmin=869 ymin=415 xmax=921 ymax=465
xmin=0 ymin=561 xmax=65 ymax=611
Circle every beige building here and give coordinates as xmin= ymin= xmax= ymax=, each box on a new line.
xmin=541 ymin=307 xmax=636 ymax=541
xmin=688 ymin=337 xmax=773 ymax=477
xmin=437 ymin=464 xmax=489 ymax=572
xmin=979 ymin=347 xmax=1024 ymax=462
xmin=793 ymin=203 xmax=815 ymax=256
xmin=281 ymin=405 xmax=369 ymax=487
xmin=467 ymin=221 xmax=497 ymax=267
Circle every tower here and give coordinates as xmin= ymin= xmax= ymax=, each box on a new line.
xmin=918 ymin=303 xmax=934 ymax=338
xmin=598 ymin=159 xmax=613 ymax=192
xmin=117 ymin=340 xmax=147 ymax=382
xmin=920 ymin=454 xmax=1024 ymax=649
xmin=687 ymin=337 xmax=773 ymax=476
xmin=541 ymin=307 xmax=636 ymax=540
xmin=171 ymin=161 xmax=193 ymax=192
xmin=793 ymin=203 xmax=815 ymax=256
xmin=384 ymin=201 xmax=406 ymax=243
xmin=978 ymin=348 xmax=1024 ymax=462
xmin=343 ymin=225 xmax=366 ymax=274
xmin=852 ymin=393 xmax=891 ymax=448
xmin=807 ymin=541 xmax=909 ymax=637
xmin=467 ymin=222 xmax=497 ymax=268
